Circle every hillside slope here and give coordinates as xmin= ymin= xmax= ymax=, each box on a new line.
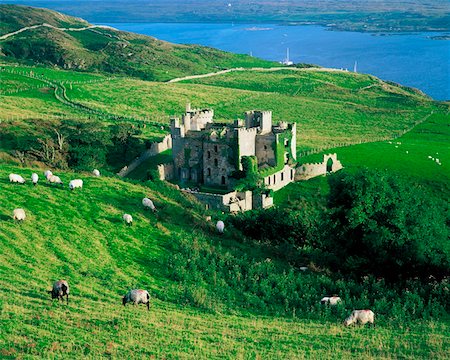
xmin=0 ymin=165 xmax=449 ymax=358
xmin=0 ymin=5 xmax=276 ymax=81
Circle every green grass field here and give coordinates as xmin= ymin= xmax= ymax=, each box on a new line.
xmin=1 ymin=165 xmax=449 ymax=358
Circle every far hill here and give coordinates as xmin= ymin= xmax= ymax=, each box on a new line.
xmin=0 ymin=5 xmax=276 ymax=81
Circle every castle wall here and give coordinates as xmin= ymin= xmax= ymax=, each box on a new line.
xmin=157 ymin=163 xmax=174 ymax=181
xmin=236 ymin=127 xmax=258 ymax=169
xmin=255 ymin=133 xmax=276 ymax=167
xmin=186 ymin=190 xmax=253 ymax=212
xmin=263 ymin=164 xmax=296 ymax=191
xmin=203 ymin=142 xmax=235 ymax=188
xmin=295 ymin=153 xmax=343 ymax=180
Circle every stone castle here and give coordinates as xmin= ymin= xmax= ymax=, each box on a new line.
xmin=170 ymin=104 xmax=297 ymax=192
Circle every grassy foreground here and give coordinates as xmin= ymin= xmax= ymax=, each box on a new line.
xmin=0 ymin=165 xmax=449 ymax=358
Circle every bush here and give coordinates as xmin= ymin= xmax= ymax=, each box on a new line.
xmin=319 ymin=169 xmax=449 ymax=280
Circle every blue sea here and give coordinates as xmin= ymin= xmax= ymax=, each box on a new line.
xmin=101 ymin=23 xmax=449 ymax=100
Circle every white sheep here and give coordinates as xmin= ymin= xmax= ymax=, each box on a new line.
xmin=13 ymin=208 xmax=26 ymax=221
xmin=44 ymin=170 xmax=53 ymax=180
xmin=9 ymin=174 xmax=25 ymax=184
xmin=48 ymin=280 xmax=70 ymax=304
xmin=343 ymin=310 xmax=375 ymax=327
xmin=122 ymin=289 xmax=151 ymax=310
xmin=92 ymin=169 xmax=101 ymax=177
xmin=31 ymin=173 xmax=39 ymax=186
xmin=69 ymin=179 xmax=83 ymax=191
xmin=216 ymin=220 xmax=225 ymax=233
xmin=123 ymin=214 xmax=133 ymax=226
xmin=320 ymin=296 xmax=342 ymax=306
xmin=48 ymin=175 xmax=63 ymax=185
xmin=142 ymin=197 xmax=156 ymax=212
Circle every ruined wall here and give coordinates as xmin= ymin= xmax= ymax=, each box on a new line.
xmin=157 ymin=163 xmax=174 ymax=181
xmin=186 ymin=190 xmax=253 ymax=212
xmin=117 ymin=134 xmax=172 ymax=177
xmin=252 ymin=193 xmax=274 ymax=209
xmin=236 ymin=127 xmax=258 ymax=168
xmin=295 ymin=153 xmax=343 ymax=181
xmin=263 ymin=165 xmax=296 ymax=191
xmin=203 ymin=142 xmax=235 ymax=188
xmin=255 ymin=133 xmax=276 ymax=167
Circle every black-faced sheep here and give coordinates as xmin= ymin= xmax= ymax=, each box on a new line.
xmin=123 ymin=214 xmax=133 ymax=226
xmin=48 ymin=280 xmax=70 ymax=304
xmin=13 ymin=208 xmax=26 ymax=221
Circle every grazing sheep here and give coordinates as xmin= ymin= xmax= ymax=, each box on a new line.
xmin=343 ymin=310 xmax=375 ymax=327
xmin=122 ymin=289 xmax=150 ymax=310
xmin=142 ymin=198 xmax=156 ymax=212
xmin=216 ymin=220 xmax=225 ymax=233
xmin=48 ymin=280 xmax=70 ymax=304
xmin=48 ymin=175 xmax=63 ymax=185
xmin=44 ymin=170 xmax=53 ymax=180
xmin=320 ymin=295 xmax=342 ymax=306
xmin=92 ymin=169 xmax=100 ymax=177
xmin=9 ymin=174 xmax=25 ymax=184
xmin=31 ymin=173 xmax=39 ymax=186
xmin=205 ymin=216 xmax=212 ymax=222
xmin=123 ymin=214 xmax=133 ymax=226
xmin=69 ymin=179 xmax=83 ymax=191
xmin=13 ymin=208 xmax=26 ymax=221
xmin=299 ymin=266 xmax=308 ymax=271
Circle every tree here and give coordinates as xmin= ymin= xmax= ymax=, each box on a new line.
xmin=61 ymin=120 xmax=111 ymax=170
xmin=320 ymin=169 xmax=449 ymax=280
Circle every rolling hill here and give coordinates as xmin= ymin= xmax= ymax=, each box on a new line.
xmin=0 ymin=5 xmax=276 ymax=81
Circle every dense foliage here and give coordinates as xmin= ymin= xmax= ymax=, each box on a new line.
xmin=321 ymin=169 xmax=449 ymax=280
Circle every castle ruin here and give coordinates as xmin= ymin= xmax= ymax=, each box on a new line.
xmin=170 ymin=104 xmax=297 ymax=192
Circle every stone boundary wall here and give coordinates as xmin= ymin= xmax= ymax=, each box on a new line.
xmin=185 ymin=190 xmax=253 ymax=212
xmin=117 ymin=135 xmax=172 ymax=177
xmin=295 ymin=153 xmax=343 ymax=181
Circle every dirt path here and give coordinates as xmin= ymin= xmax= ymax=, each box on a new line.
xmin=0 ymin=23 xmax=116 ymax=41
xmin=167 ymin=66 xmax=349 ymax=83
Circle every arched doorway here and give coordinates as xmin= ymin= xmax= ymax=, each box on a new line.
xmin=326 ymin=157 xmax=333 ymax=173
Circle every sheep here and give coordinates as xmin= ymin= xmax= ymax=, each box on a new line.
xmin=320 ymin=295 xmax=342 ymax=306
xmin=31 ymin=173 xmax=39 ymax=186
xmin=142 ymin=197 xmax=156 ymax=212
xmin=216 ymin=220 xmax=225 ymax=233
xmin=299 ymin=266 xmax=308 ymax=271
xmin=48 ymin=175 xmax=63 ymax=185
xmin=205 ymin=216 xmax=212 ymax=222
xmin=13 ymin=208 xmax=26 ymax=221
xmin=48 ymin=280 xmax=70 ymax=304
xmin=69 ymin=179 xmax=83 ymax=191
xmin=123 ymin=214 xmax=133 ymax=226
xmin=122 ymin=289 xmax=150 ymax=310
xmin=92 ymin=169 xmax=101 ymax=177
xmin=44 ymin=170 xmax=53 ymax=180
xmin=343 ymin=310 xmax=375 ymax=327
xmin=9 ymin=174 xmax=25 ymax=184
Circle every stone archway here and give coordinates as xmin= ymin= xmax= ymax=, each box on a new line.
xmin=326 ymin=157 xmax=333 ymax=173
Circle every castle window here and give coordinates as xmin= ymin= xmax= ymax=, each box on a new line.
xmin=214 ymin=145 xmax=218 ymax=153
xmin=281 ymin=172 xmax=284 ymax=181
xmin=214 ymin=159 xmax=218 ymax=166
xmin=207 ymin=168 xmax=211 ymax=176
xmin=221 ymin=176 xmax=226 ymax=185
xmin=284 ymin=139 xmax=289 ymax=147
xmin=207 ymin=151 xmax=211 ymax=159
xmin=291 ymin=169 xmax=294 ymax=180
xmin=264 ymin=145 xmax=268 ymax=150
xmin=268 ymin=177 xmax=271 ymax=185
xmin=273 ymin=174 xmax=276 ymax=184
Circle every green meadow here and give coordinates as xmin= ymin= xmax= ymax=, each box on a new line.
xmin=0 ymin=165 xmax=449 ymax=358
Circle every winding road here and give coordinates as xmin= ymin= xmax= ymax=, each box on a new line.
xmin=0 ymin=23 xmax=117 ymax=41
xmin=167 ymin=66 xmax=349 ymax=83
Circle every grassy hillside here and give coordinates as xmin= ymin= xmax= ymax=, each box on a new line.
xmin=0 ymin=164 xmax=449 ymax=358
xmin=0 ymin=5 xmax=276 ymax=81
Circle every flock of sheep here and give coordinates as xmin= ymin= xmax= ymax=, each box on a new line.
xmin=8 ymin=168 xmax=374 ymax=326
